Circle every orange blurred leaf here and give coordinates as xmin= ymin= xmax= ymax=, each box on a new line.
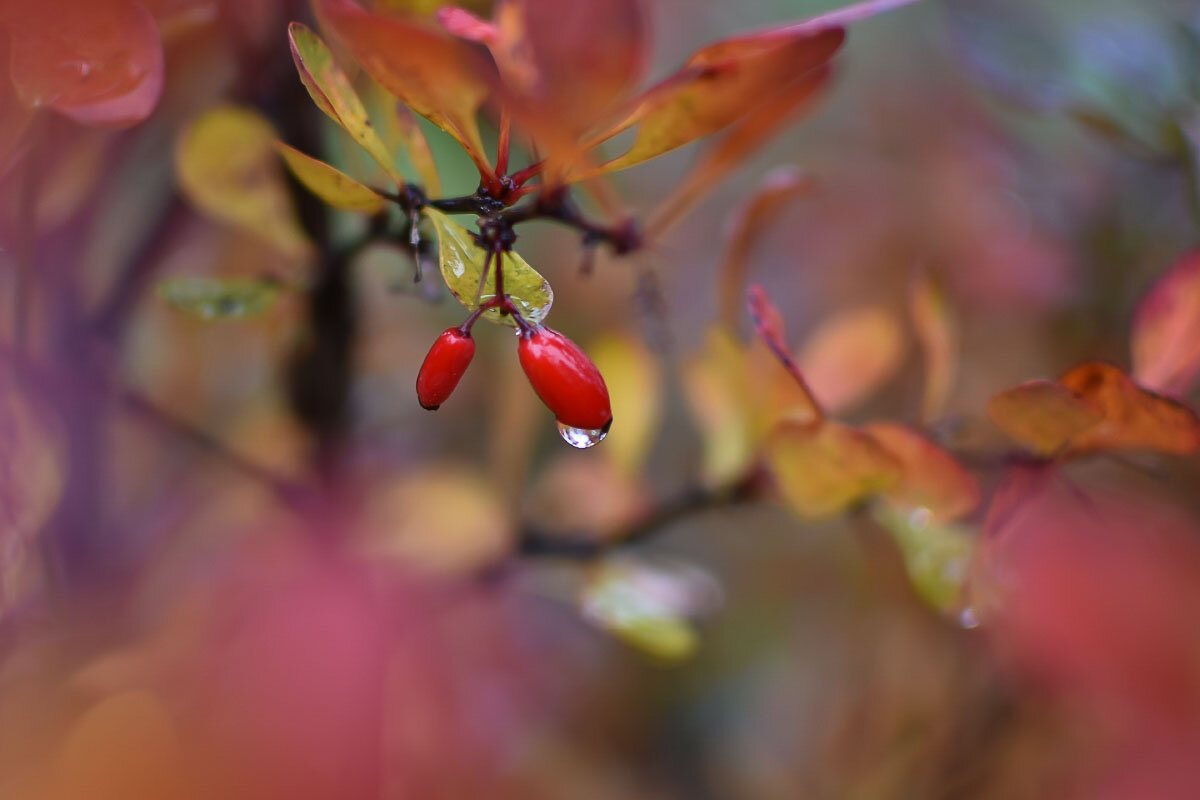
xmin=1131 ymin=249 xmax=1200 ymax=397
xmin=3 ymin=0 xmax=164 ymax=127
xmin=316 ymin=0 xmax=494 ymax=179
xmin=864 ymin=422 xmax=980 ymax=523
xmin=1059 ymin=362 xmax=1200 ymax=455
xmin=987 ymin=380 xmax=1104 ymax=456
xmin=276 ymin=142 xmax=387 ymax=214
xmin=175 ymin=106 xmax=312 ymax=261
xmin=586 ymin=28 xmax=844 ymax=176
xmin=910 ymin=271 xmax=958 ymax=423
xmin=649 ymin=67 xmax=832 ymax=235
xmin=712 ymin=168 xmax=814 ymax=330
xmin=288 ymin=21 xmax=404 ymax=185
xmin=746 ymin=284 xmax=823 ymax=422
xmin=766 ymin=420 xmax=900 ymax=519
xmin=798 ymin=305 xmax=906 ymax=413
xmin=988 ymin=363 xmax=1200 ymax=456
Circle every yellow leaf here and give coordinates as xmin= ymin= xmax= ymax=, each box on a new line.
xmin=175 ymin=106 xmax=311 ymax=260
xmin=798 ymin=306 xmax=905 ymax=413
xmin=422 ymin=207 xmax=553 ymax=326
xmin=581 ymin=560 xmax=720 ymax=662
xmin=588 ymin=333 xmax=662 ymax=477
xmin=765 ymin=420 xmax=900 ymax=519
xmin=366 ymin=81 xmax=442 ymax=195
xmin=360 ymin=464 xmax=511 ymax=575
xmin=681 ymin=328 xmax=756 ymax=487
xmin=288 ymin=22 xmax=404 ymax=185
xmin=276 ymin=142 xmax=387 ymax=214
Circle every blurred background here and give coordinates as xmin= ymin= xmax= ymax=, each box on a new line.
xmin=3 ymin=0 xmax=1200 ymax=798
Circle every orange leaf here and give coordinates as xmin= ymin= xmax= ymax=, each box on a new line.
xmin=3 ymin=0 xmax=164 ymax=127
xmin=988 ymin=363 xmax=1200 ymax=457
xmin=1131 ymin=249 xmax=1200 ymax=397
xmin=582 ymin=0 xmax=919 ymax=176
xmin=1059 ymin=362 xmax=1200 ymax=455
xmin=587 ymin=28 xmax=844 ymax=176
xmin=315 ymin=0 xmax=494 ymax=180
xmin=863 ymin=422 xmax=980 ymax=523
xmin=765 ymin=420 xmax=900 ymax=519
xmin=910 ymin=271 xmax=958 ymax=423
xmin=648 ymin=66 xmax=832 ymax=235
xmin=746 ymin=284 xmax=823 ymax=422
xmin=713 ymin=168 xmax=814 ymax=331
xmin=798 ymin=306 xmax=906 ymax=413
xmin=987 ymin=380 xmax=1104 ymax=456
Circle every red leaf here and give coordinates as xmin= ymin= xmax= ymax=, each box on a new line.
xmin=746 ymin=284 xmax=823 ymax=423
xmin=3 ymin=0 xmax=164 ymax=127
xmin=1059 ymin=362 xmax=1200 ymax=455
xmin=1131 ymin=248 xmax=1200 ymax=397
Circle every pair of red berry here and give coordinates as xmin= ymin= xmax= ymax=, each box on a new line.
xmin=416 ymin=318 xmax=612 ymax=446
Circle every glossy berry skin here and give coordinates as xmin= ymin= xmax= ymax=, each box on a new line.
xmin=518 ymin=327 xmax=612 ymax=431
xmin=416 ymin=328 xmax=475 ymax=410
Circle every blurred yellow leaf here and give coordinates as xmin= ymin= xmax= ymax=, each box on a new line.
xmin=276 ymin=142 xmax=387 ymax=214
xmin=361 ymin=464 xmax=512 ymax=575
xmin=422 ymin=207 xmax=553 ymax=326
xmin=910 ymin=272 xmax=958 ymax=423
xmin=765 ymin=420 xmax=900 ymax=519
xmin=288 ymin=22 xmax=404 ymax=185
xmin=798 ymin=306 xmax=905 ymax=413
xmin=863 ymin=422 xmax=980 ymax=523
xmin=581 ymin=560 xmax=721 ymax=662
xmin=175 ymin=106 xmax=311 ymax=261
xmin=588 ymin=334 xmax=662 ymax=477
xmin=681 ymin=328 xmax=755 ymax=487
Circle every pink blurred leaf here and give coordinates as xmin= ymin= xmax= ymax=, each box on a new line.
xmin=1131 ymin=249 xmax=1200 ymax=397
xmin=746 ymin=284 xmax=823 ymax=422
xmin=4 ymin=0 xmax=164 ymax=127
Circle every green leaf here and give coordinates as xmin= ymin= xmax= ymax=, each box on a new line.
xmin=158 ymin=277 xmax=282 ymax=320
xmin=421 ymin=207 xmax=553 ymax=327
xmin=873 ymin=506 xmax=975 ymax=616
xmin=581 ymin=560 xmax=720 ymax=662
xmin=288 ymin=22 xmax=404 ymax=185
xmin=276 ymin=142 xmax=387 ymax=214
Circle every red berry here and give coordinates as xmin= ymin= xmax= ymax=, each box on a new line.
xmin=517 ymin=327 xmax=612 ymax=431
xmin=416 ymin=327 xmax=475 ymax=410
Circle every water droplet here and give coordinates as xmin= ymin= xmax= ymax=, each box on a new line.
xmin=958 ymin=606 xmax=981 ymax=630
xmin=556 ymin=420 xmax=607 ymax=449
